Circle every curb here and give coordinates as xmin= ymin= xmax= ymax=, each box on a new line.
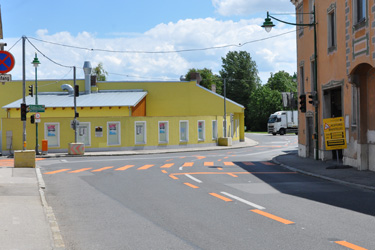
xmin=35 ymin=167 xmax=66 ymax=249
xmin=272 ymin=158 xmax=375 ymax=192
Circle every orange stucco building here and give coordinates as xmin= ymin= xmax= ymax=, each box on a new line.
xmin=292 ymin=0 xmax=375 ymax=171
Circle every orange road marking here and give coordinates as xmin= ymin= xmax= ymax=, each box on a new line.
xmin=115 ymin=165 xmax=134 ymax=171
xmin=227 ymin=173 xmax=238 ymax=177
xmin=209 ymin=193 xmax=232 ymax=202
xmin=224 ymin=162 xmax=235 ymax=166
xmin=68 ymin=168 xmax=92 ymax=173
xmin=243 ymin=162 xmax=255 ymax=166
xmin=182 ymin=162 xmax=194 ymax=167
xmin=137 ymin=164 xmax=154 ymax=170
xmin=161 ymin=163 xmax=174 ymax=168
xmin=335 ymin=241 xmax=368 ymax=250
xmin=204 ymin=162 xmax=214 ymax=166
xmin=92 ymin=166 xmax=113 ymax=172
xmin=161 ymin=170 xmax=168 ymax=174
xmin=184 ymin=182 xmax=199 ymax=189
xmin=169 ymin=174 xmax=179 ymax=180
xmin=217 ymin=159 xmax=222 ymax=162
xmin=224 ymin=156 xmax=229 ymax=159
xmin=179 ymin=156 xmax=186 ymax=159
xmin=251 ymin=209 xmax=294 ymax=225
xmin=261 ymin=161 xmax=275 ymax=166
xmin=217 ymin=167 xmax=223 ymax=170
xmin=44 ymin=169 xmax=71 ymax=175
xmin=166 ymin=159 xmax=173 ymax=162
xmin=196 ymin=156 xmax=206 ymax=160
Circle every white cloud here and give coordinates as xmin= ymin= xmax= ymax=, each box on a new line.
xmin=7 ymin=17 xmax=296 ymax=84
xmin=212 ymin=0 xmax=295 ymax=16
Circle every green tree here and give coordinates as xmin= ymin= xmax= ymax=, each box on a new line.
xmin=247 ymin=86 xmax=283 ymax=131
xmin=265 ymin=70 xmax=297 ymax=92
xmin=219 ymin=51 xmax=261 ymax=129
xmin=92 ymin=62 xmax=108 ymax=81
xmin=185 ymin=68 xmax=222 ymax=94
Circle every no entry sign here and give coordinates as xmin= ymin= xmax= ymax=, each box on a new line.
xmin=0 ymin=51 xmax=15 ymax=74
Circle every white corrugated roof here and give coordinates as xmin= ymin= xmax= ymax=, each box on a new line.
xmin=2 ymin=92 xmax=148 ymax=109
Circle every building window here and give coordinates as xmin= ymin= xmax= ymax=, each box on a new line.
xmin=198 ymin=120 xmax=205 ymax=141
xmin=107 ymin=122 xmax=121 ymax=146
xmin=352 ymin=85 xmax=358 ymax=127
xmin=353 ymin=0 xmax=367 ymax=28
xmin=327 ymin=6 xmax=337 ymax=52
xmin=299 ymin=65 xmax=305 ymax=94
xmin=179 ymin=121 xmax=189 ymax=142
xmin=135 ymin=121 xmax=146 ymax=144
xmin=297 ymin=4 xmax=304 ymax=36
xmin=44 ymin=123 xmax=60 ymax=147
xmin=309 ymin=0 xmax=315 ymax=24
xmin=158 ymin=121 xmax=169 ymax=143
xmin=212 ymin=120 xmax=218 ymax=140
xmin=77 ymin=122 xmax=91 ymax=146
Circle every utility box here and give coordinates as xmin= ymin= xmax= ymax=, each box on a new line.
xmin=42 ymin=140 xmax=48 ymax=155
xmin=14 ymin=150 xmax=36 ymax=168
xmin=218 ymin=137 xmax=232 ymax=146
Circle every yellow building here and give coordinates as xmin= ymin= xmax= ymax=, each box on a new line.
xmin=292 ymin=0 xmax=375 ymax=171
xmin=0 ymin=69 xmax=245 ymax=155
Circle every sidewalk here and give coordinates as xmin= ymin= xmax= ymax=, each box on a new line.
xmin=0 ymin=167 xmax=63 ymax=250
xmin=273 ymin=151 xmax=375 ymax=191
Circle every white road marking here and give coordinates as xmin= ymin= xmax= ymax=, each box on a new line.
xmin=185 ymin=174 xmax=203 ymax=183
xmin=220 ymin=192 xmax=265 ymax=210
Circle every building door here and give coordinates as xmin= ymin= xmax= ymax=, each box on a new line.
xmin=330 ymin=88 xmax=343 ymax=161
xmin=77 ymin=122 xmax=90 ymax=146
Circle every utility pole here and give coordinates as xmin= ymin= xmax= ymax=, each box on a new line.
xmin=22 ymin=36 xmax=26 ymax=150
xmin=223 ymin=78 xmax=227 ymax=137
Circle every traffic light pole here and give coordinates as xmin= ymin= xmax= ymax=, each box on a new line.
xmin=22 ymin=36 xmax=26 ymax=150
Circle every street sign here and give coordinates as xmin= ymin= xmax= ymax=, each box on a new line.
xmin=323 ymin=117 xmax=347 ymax=150
xmin=35 ymin=112 xmax=41 ymax=123
xmin=0 ymin=73 xmax=11 ymax=81
xmin=0 ymin=51 xmax=15 ymax=74
xmin=29 ymin=104 xmax=45 ymax=113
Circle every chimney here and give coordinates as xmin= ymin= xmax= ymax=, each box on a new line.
xmin=189 ymin=72 xmax=202 ymax=85
xmin=83 ymin=61 xmax=92 ymax=94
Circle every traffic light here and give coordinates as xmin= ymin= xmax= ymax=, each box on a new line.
xmin=20 ymin=103 xmax=28 ymax=121
xmin=308 ymin=94 xmax=314 ymax=105
xmin=30 ymin=115 xmax=35 ymax=124
xmin=74 ymin=85 xmax=79 ymax=97
xmin=28 ymin=85 xmax=34 ymax=97
xmin=299 ymin=94 xmax=306 ymax=113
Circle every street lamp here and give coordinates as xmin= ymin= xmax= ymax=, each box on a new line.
xmin=262 ymin=7 xmax=319 ymax=160
xmin=32 ymin=53 xmax=40 ymax=155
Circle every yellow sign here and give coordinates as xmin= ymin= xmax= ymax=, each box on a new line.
xmin=323 ymin=117 xmax=347 ymax=150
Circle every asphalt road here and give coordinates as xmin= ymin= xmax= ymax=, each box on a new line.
xmin=39 ymin=133 xmax=375 ymax=250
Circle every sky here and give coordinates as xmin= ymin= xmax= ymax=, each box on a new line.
xmin=1 ymin=0 xmax=297 ymax=84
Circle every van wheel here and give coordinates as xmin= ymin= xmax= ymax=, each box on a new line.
xmin=280 ymin=129 xmax=285 ymax=135
xmin=272 ymin=133 xmax=276 ymax=136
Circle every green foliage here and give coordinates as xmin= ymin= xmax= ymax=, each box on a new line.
xmin=265 ymin=70 xmax=297 ymax=92
xmin=247 ymin=86 xmax=283 ymax=131
xmin=92 ymin=62 xmax=108 ymax=81
xmin=219 ymin=51 xmax=260 ymax=129
xmin=185 ymin=68 xmax=222 ymax=94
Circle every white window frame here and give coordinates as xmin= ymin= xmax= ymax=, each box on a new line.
xmin=44 ymin=122 xmax=60 ymax=148
xmin=327 ymin=5 xmax=337 ymax=52
xmin=107 ymin=121 xmax=121 ymax=146
xmin=212 ymin=120 xmax=218 ymax=140
xmin=235 ymin=119 xmax=239 ymax=138
xmin=77 ymin=122 xmax=91 ymax=146
xmin=309 ymin=0 xmax=315 ymax=24
xmin=135 ymin=121 xmax=146 ymax=144
xmin=198 ymin=120 xmax=205 ymax=141
xmin=158 ymin=121 xmax=169 ymax=144
xmin=297 ymin=4 xmax=304 ymax=36
xmin=179 ymin=120 xmax=189 ymax=142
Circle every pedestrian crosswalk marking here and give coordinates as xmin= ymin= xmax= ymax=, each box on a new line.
xmin=161 ymin=163 xmax=174 ymax=168
xmin=204 ymin=162 xmax=214 ymax=166
xmin=261 ymin=161 xmax=275 ymax=166
xmin=243 ymin=162 xmax=255 ymax=166
xmin=92 ymin=166 xmax=113 ymax=172
xmin=182 ymin=162 xmax=194 ymax=167
xmin=69 ymin=168 xmax=92 ymax=173
xmin=137 ymin=164 xmax=154 ymax=170
xmin=224 ymin=162 xmax=235 ymax=166
xmin=115 ymin=165 xmax=134 ymax=171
